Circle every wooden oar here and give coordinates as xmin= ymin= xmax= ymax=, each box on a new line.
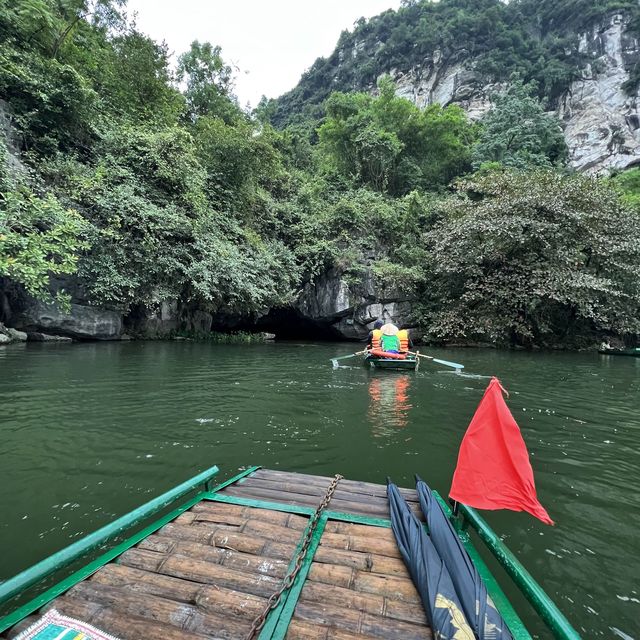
xmin=407 ymin=351 xmax=464 ymax=371
xmin=331 ymin=349 xmax=368 ymax=368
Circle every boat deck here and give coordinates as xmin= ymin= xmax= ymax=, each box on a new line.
xmin=4 ymin=468 xmax=433 ymax=640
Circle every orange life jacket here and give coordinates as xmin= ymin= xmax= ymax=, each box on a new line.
xmin=371 ymin=329 xmax=383 ymax=349
xmin=398 ymin=329 xmax=409 ymax=352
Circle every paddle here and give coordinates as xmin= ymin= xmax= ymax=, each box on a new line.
xmin=331 ymin=349 xmax=368 ymax=368
xmin=407 ymin=351 xmax=464 ymax=371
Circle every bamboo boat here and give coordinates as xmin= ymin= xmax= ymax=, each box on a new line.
xmin=598 ymin=347 xmax=640 ymax=357
xmin=364 ymin=353 xmax=419 ymax=371
xmin=0 ymin=466 xmax=580 ymax=640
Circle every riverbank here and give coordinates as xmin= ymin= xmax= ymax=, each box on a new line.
xmin=0 ymin=322 xmax=275 ymax=345
xmin=1 ymin=322 xmax=624 ymax=353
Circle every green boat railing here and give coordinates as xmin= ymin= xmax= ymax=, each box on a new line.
xmin=457 ymin=503 xmax=582 ymax=640
xmin=0 ymin=465 xmax=219 ymax=608
xmin=0 ymin=465 xmax=582 ymax=640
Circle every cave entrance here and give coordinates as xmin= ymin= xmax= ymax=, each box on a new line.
xmin=254 ymin=308 xmax=345 ymax=341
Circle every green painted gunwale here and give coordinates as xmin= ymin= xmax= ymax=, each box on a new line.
xmin=0 ymin=466 xmax=581 ymax=640
xmin=598 ymin=348 xmax=640 ymax=357
xmin=364 ymin=354 xmax=419 ymax=370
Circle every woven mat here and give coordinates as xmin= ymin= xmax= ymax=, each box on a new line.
xmin=14 ymin=609 xmax=120 ymax=640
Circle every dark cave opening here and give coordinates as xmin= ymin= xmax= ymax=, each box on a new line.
xmin=254 ymin=308 xmax=349 ymax=341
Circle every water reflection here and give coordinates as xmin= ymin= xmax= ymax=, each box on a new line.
xmin=367 ymin=372 xmax=413 ymax=435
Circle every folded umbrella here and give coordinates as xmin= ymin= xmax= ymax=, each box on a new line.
xmin=387 ymin=479 xmax=475 ymax=640
xmin=416 ymin=476 xmax=513 ymax=640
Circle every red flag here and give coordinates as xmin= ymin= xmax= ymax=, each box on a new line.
xmin=450 ymin=377 xmax=554 ymax=525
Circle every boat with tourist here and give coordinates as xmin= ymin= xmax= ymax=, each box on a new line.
xmin=598 ymin=346 xmax=640 ymax=357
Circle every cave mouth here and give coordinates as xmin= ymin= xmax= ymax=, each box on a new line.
xmin=254 ymin=308 xmax=346 ymax=341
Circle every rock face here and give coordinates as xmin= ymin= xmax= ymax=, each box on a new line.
xmin=14 ymin=301 xmax=122 ymax=340
xmin=393 ymin=59 xmax=499 ymax=121
xmin=125 ymin=301 xmax=179 ymax=337
xmin=389 ymin=13 xmax=640 ymax=174
xmin=295 ymin=268 xmax=413 ymax=339
xmin=559 ymin=15 xmax=640 ymax=172
xmin=0 ymin=99 xmax=27 ymax=178
xmin=0 ymin=322 xmax=27 ymax=344
xmin=27 ymin=332 xmax=73 ymax=342
xmin=6 ymin=327 xmax=27 ymax=341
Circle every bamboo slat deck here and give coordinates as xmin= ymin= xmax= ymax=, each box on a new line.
xmin=4 ymin=468 xmax=432 ymax=640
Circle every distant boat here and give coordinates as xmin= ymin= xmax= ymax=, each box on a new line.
xmin=598 ymin=347 xmax=640 ymax=357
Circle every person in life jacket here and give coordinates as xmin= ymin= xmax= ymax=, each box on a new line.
xmin=366 ymin=319 xmax=384 ymax=349
xmin=380 ymin=323 xmax=401 ymax=353
xmin=397 ymin=327 xmax=412 ymax=353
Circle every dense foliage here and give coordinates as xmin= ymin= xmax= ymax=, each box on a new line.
xmin=269 ymin=0 xmax=640 ymax=127
xmin=319 ymin=76 xmax=476 ymax=194
xmin=0 ymin=187 xmax=87 ymax=304
xmin=420 ymin=171 xmax=640 ymax=346
xmin=610 ymin=167 xmax=640 ymax=210
xmin=0 ymin=0 xmax=299 ymax=318
xmin=1 ymin=0 xmax=638 ymax=348
xmin=471 ymin=81 xmax=568 ymax=169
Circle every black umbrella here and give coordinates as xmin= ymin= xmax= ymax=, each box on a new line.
xmin=416 ymin=476 xmax=513 ymax=640
xmin=387 ymin=479 xmax=475 ymax=640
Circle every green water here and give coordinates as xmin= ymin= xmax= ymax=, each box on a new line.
xmin=1 ymin=341 xmax=639 ymax=638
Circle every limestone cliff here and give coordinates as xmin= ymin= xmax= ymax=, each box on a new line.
xmin=388 ymin=13 xmax=640 ymax=174
xmin=274 ymin=4 xmax=640 ymax=176
xmin=293 ymin=268 xmax=413 ymax=339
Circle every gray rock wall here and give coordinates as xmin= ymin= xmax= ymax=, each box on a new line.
xmin=13 ymin=301 xmax=122 ymax=340
xmin=559 ymin=15 xmax=640 ymax=172
xmin=295 ymin=268 xmax=413 ymax=339
xmin=389 ymin=13 xmax=640 ymax=174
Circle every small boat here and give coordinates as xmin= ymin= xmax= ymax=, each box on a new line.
xmin=365 ymin=349 xmax=419 ymax=370
xmin=0 ymin=466 xmax=580 ymax=639
xmin=598 ymin=347 xmax=640 ymax=357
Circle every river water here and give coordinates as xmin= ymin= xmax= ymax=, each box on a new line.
xmin=1 ymin=341 xmax=638 ymax=638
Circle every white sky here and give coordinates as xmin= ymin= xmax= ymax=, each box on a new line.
xmin=125 ymin=0 xmax=402 ymax=109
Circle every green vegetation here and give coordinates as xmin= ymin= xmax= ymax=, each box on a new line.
xmin=420 ymin=171 xmax=640 ymax=347
xmin=610 ymin=167 xmax=640 ymax=210
xmin=171 ymin=330 xmax=269 ymax=343
xmin=0 ymin=0 xmax=298 ymax=319
xmin=0 ymin=187 xmax=87 ymax=306
xmin=319 ymin=76 xmax=477 ymax=194
xmin=472 ymin=80 xmax=568 ymax=170
xmin=1 ymin=0 xmax=638 ymax=348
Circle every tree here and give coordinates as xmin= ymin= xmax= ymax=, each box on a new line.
xmin=0 ymin=0 xmax=125 ymax=59
xmin=176 ymin=41 xmax=238 ymax=122
xmin=98 ymin=30 xmax=185 ymax=125
xmin=0 ymin=187 xmax=88 ymax=304
xmin=610 ymin=168 xmax=640 ymax=210
xmin=318 ymin=77 xmax=475 ymax=193
xmin=472 ymin=80 xmax=568 ymax=169
xmin=420 ymin=170 xmax=640 ymax=347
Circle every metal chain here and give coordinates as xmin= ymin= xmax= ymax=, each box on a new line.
xmin=245 ymin=474 xmax=343 ymax=640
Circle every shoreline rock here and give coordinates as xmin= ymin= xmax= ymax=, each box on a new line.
xmin=0 ymin=322 xmax=27 ymax=345
xmin=6 ymin=327 xmax=27 ymax=342
xmin=14 ymin=301 xmax=122 ymax=341
xmin=27 ymin=332 xmax=73 ymax=342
